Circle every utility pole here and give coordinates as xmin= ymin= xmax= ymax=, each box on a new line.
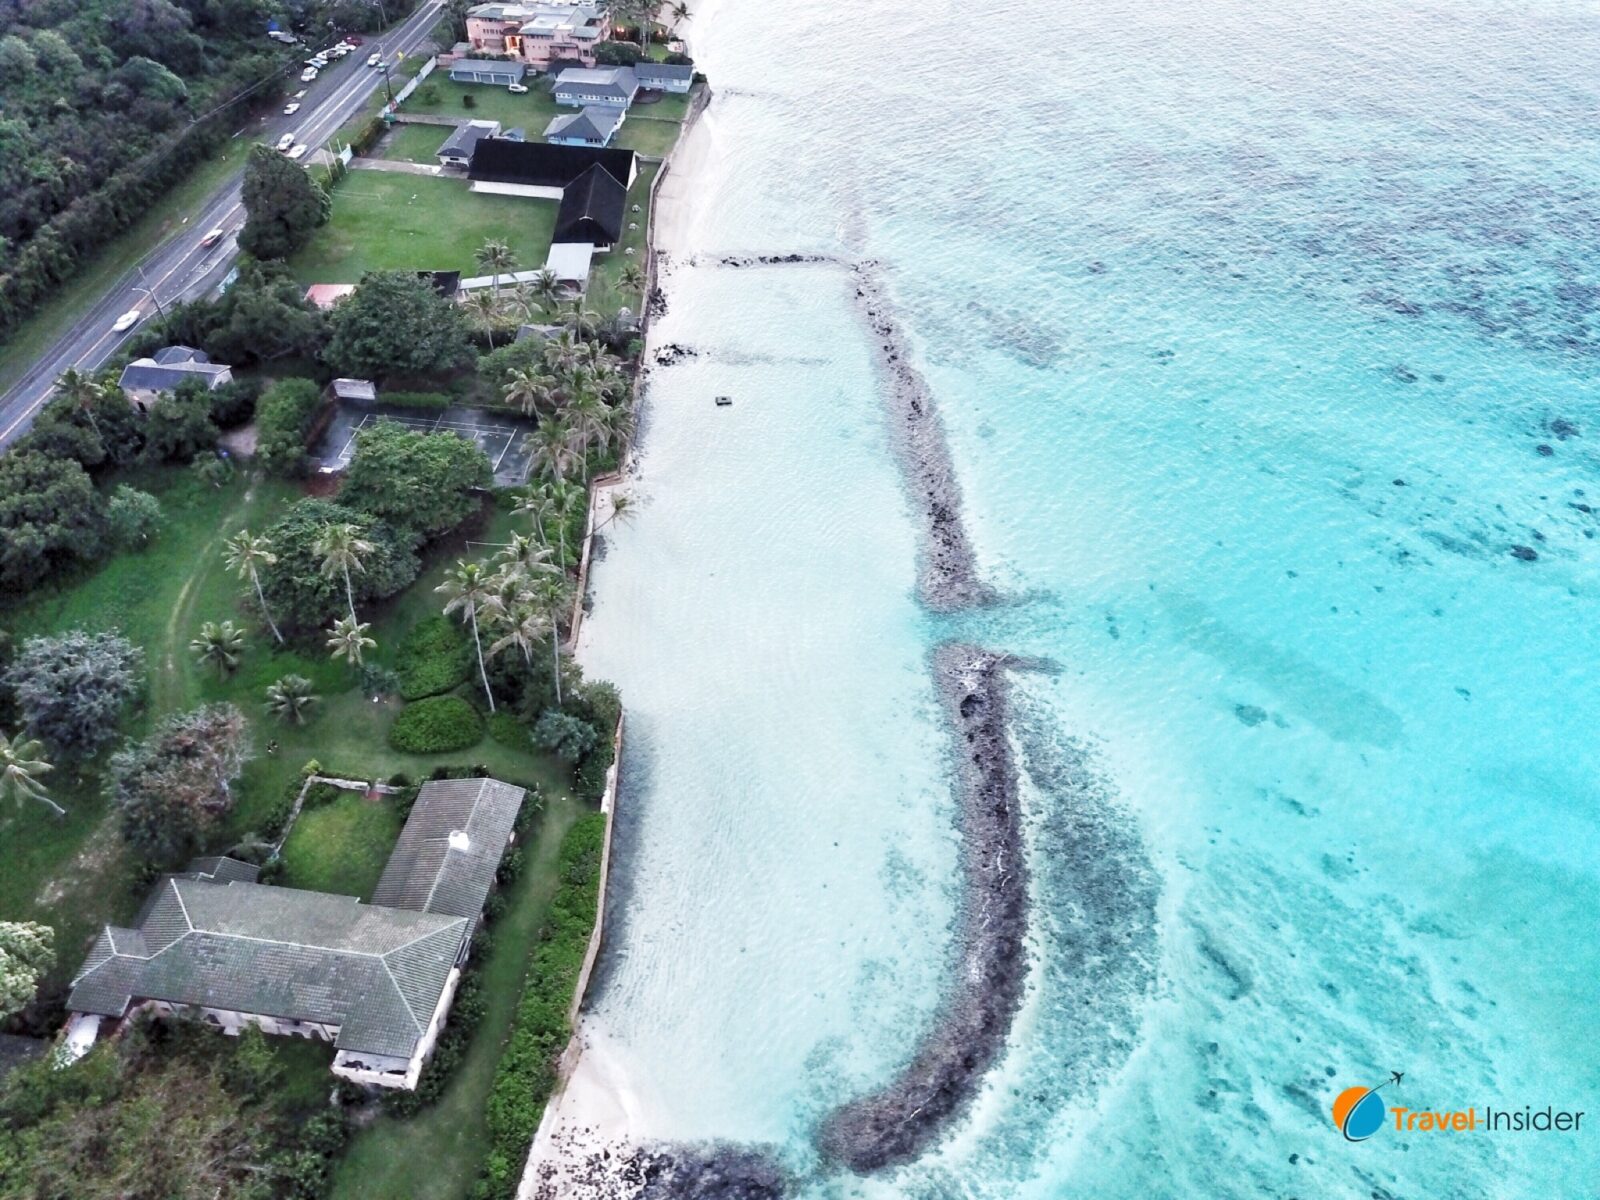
xmin=379 ymin=60 xmax=396 ymax=110
xmin=135 ymin=264 xmax=168 ymax=322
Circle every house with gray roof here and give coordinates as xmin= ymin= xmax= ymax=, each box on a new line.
xmin=66 ymin=778 xmax=526 ymax=1090
xmin=544 ymin=104 xmax=624 ymax=147
xmin=437 ymin=119 xmax=502 ymax=168
xmin=553 ymin=65 xmax=638 ymax=108
xmin=449 ymin=58 xmax=527 ymax=85
xmin=117 ymin=345 xmax=233 ymax=408
xmin=634 ymin=61 xmax=693 ymax=93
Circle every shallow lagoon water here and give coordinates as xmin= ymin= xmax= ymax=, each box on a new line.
xmin=576 ymin=1 xmax=1600 ymax=1194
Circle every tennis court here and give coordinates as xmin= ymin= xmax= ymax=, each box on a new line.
xmin=311 ymin=403 xmax=539 ymax=486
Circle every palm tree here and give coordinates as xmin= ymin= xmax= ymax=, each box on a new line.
xmin=532 ymin=575 xmax=574 ymax=704
xmin=190 ymin=620 xmax=246 ymax=678
xmin=496 ymin=530 xmax=559 ymax=581
xmin=593 ymin=488 xmax=639 ymax=537
xmin=531 ymin=268 xmax=564 ymax=314
xmin=619 ymin=262 xmax=647 ymax=295
xmin=0 ymin=730 xmax=60 ymax=818
xmin=327 ymin=616 xmax=376 ymax=667
xmin=436 ymin=560 xmax=503 ymax=712
xmin=513 ymin=483 xmax=556 ymax=543
xmin=466 ymin=288 xmax=501 ymax=351
xmin=55 ymin=367 xmax=107 ymax=437
xmin=315 ymin=523 xmax=375 ymax=622
xmin=488 ymin=600 xmax=552 ymax=668
xmin=223 ymin=530 xmax=284 ymax=644
xmin=669 ymin=0 xmax=690 ymax=28
xmin=560 ymin=299 xmax=600 ymax=339
xmin=550 ymin=479 xmax=587 ymax=568
xmin=504 ymin=365 xmax=553 ymax=417
xmin=264 ymin=674 xmax=319 ymax=725
xmin=475 ymin=238 xmax=517 ymax=299
xmin=531 ymin=419 xmax=580 ymax=486
xmin=543 ymin=329 xmax=582 ymax=372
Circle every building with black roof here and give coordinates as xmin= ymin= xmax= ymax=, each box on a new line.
xmin=467 ymin=137 xmax=637 ymax=200
xmin=552 ymin=162 xmax=627 ymax=248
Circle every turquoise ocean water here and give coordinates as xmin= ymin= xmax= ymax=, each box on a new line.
xmin=576 ymin=2 xmax=1600 ymax=1195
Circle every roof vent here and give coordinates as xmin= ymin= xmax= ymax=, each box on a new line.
xmin=448 ymin=830 xmax=470 ymax=852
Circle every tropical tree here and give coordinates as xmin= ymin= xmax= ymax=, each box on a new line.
xmin=0 ymin=731 xmax=59 ymax=817
xmin=619 ymin=261 xmax=647 ymax=294
xmin=504 ymin=364 xmax=553 ymax=417
xmin=560 ymin=299 xmax=600 ymax=338
xmin=513 ymin=483 xmax=555 ymax=542
xmin=668 ymin=0 xmax=690 ymax=28
xmin=531 ymin=267 xmax=564 ymax=314
xmin=315 ymin=522 xmax=375 ymax=622
xmin=0 ymin=922 xmax=54 ymax=1019
xmin=54 ymin=367 xmax=106 ymax=436
xmin=190 ymin=620 xmax=246 ymax=678
xmin=264 ymin=675 xmax=319 ymax=726
xmin=436 ymin=560 xmax=504 ymax=713
xmin=474 ymin=238 xmax=517 ymax=299
xmin=488 ymin=600 xmax=553 ymax=668
xmin=531 ymin=575 xmax=574 ymax=704
xmin=465 ymin=288 xmax=501 ymax=351
xmin=223 ymin=529 xmax=284 ymax=644
xmin=496 ymin=530 xmax=559 ymax=581
xmin=531 ymin=419 xmax=580 ymax=486
xmin=4 ymin=631 xmax=143 ymax=760
xmin=327 ymin=616 xmax=376 ymax=667
xmin=549 ymin=479 xmax=587 ymax=567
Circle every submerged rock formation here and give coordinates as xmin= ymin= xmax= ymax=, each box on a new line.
xmin=815 ymin=643 xmax=1033 ymax=1172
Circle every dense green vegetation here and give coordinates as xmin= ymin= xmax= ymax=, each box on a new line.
xmin=480 ymin=811 xmax=607 ymax=1197
xmin=395 ymin=616 xmax=473 ymax=700
xmin=388 ymin=694 xmax=484 ymax=753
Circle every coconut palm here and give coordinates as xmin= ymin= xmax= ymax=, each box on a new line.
xmin=496 ymin=530 xmax=559 ymax=581
xmin=549 ymin=479 xmax=586 ymax=568
xmin=619 ymin=262 xmax=647 ymax=294
xmin=264 ymin=674 xmax=319 ymax=726
xmin=315 ymin=523 xmax=375 ymax=622
xmin=190 ymin=620 xmax=246 ymax=678
xmin=55 ymin=367 xmax=106 ymax=436
xmin=488 ymin=599 xmax=553 ymax=668
xmin=669 ymin=0 xmax=690 ymax=27
xmin=593 ymin=488 xmax=639 ymax=536
xmin=0 ymin=730 xmax=60 ymax=818
xmin=560 ymin=299 xmax=600 ymax=339
xmin=474 ymin=238 xmax=517 ymax=299
xmin=504 ymin=364 xmax=554 ymax=417
xmin=531 ymin=574 xmax=574 ymax=704
xmin=543 ymin=329 xmax=582 ymax=372
xmin=223 ymin=529 xmax=284 ymax=644
xmin=512 ymin=483 xmax=556 ymax=543
xmin=466 ymin=288 xmax=502 ymax=351
xmin=436 ymin=560 xmax=504 ymax=712
xmin=327 ymin=616 xmax=376 ymax=667
xmin=531 ymin=268 xmax=564 ymax=315
xmin=530 ymin=419 xmax=580 ymax=486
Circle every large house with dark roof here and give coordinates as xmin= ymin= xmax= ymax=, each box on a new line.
xmin=66 ymin=777 xmax=526 ymax=1090
xmin=117 ymin=345 xmax=233 ymax=409
xmin=552 ymin=65 xmax=637 ymax=108
xmin=544 ymin=104 xmax=624 ymax=148
xmin=634 ymin=61 xmax=693 ymax=93
xmin=553 ymin=162 xmax=627 ymax=249
xmin=467 ymin=137 xmax=637 ymax=200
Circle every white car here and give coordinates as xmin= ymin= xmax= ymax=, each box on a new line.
xmin=276 ymin=132 xmax=296 ymax=152
xmin=286 ymin=144 xmax=309 ymax=160
xmin=300 ymin=66 xmax=318 ymax=82
xmin=112 ymin=309 xmax=142 ymax=333
xmin=283 ymin=101 xmax=300 ymax=115
xmin=200 ymin=226 xmax=226 ymax=247
xmin=507 ymin=82 xmax=528 ymax=94
xmin=366 ymin=52 xmax=382 ymax=67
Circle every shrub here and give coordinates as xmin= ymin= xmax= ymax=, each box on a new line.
xmin=301 ymin=781 xmax=342 ymax=810
xmin=533 ymin=710 xmax=597 ymax=764
xmin=5 ymin=630 xmax=143 ymax=759
xmin=105 ymin=485 xmax=163 ymax=548
xmin=395 ymin=616 xmax=473 ymax=700
xmin=388 ymin=695 xmax=484 ymax=753
xmin=479 ymin=813 xmax=606 ymax=1197
xmin=379 ymin=391 xmax=450 ymax=410
xmin=208 ymin=378 xmax=262 ymax=429
xmin=487 ymin=710 xmax=531 ymax=752
xmin=254 ymin=378 xmax=323 ymax=477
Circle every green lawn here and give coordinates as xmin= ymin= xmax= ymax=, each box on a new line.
xmin=615 ymin=113 xmax=681 ymax=157
xmin=277 ymin=790 xmax=405 ymax=900
xmin=588 ymin=161 xmax=660 ymax=315
xmin=288 ymin=173 xmax=556 ymax=283
xmin=327 ymin=791 xmax=583 ymax=1200
xmin=373 ymin=122 xmax=455 ymax=164
xmin=399 ymin=78 xmax=564 ymax=132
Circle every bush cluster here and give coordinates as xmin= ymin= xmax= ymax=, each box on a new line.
xmin=479 ymin=812 xmax=607 ymax=1197
xmin=388 ymin=695 xmax=484 ymax=753
xmin=254 ymin=378 xmax=324 ymax=477
xmin=395 ymin=617 xmax=474 ymax=700
xmin=379 ymin=391 xmax=451 ymax=411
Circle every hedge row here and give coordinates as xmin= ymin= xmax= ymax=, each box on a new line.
xmin=388 ymin=694 xmax=484 ymax=753
xmin=479 ymin=812 xmax=607 ymax=1198
xmin=379 ymin=391 xmax=451 ymax=411
xmin=395 ymin=616 xmax=473 ymax=700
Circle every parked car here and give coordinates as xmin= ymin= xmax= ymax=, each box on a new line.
xmin=200 ymin=227 xmax=226 ymax=247
xmin=300 ymin=66 xmax=318 ymax=82
xmin=293 ymin=89 xmax=307 ymax=99
xmin=286 ymin=144 xmax=310 ymax=160
xmin=366 ymin=52 xmax=382 ymax=67
xmin=112 ymin=309 xmax=142 ymax=333
xmin=276 ymin=132 xmax=296 ymax=152
xmin=345 ymin=34 xmax=363 ymax=44
xmin=507 ymin=82 xmax=529 ymax=94
xmin=283 ymin=101 xmax=301 ymax=115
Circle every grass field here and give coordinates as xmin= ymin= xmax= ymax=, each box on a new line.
xmin=0 ymin=470 xmax=574 ymax=988
xmin=289 ymin=173 xmax=557 ymax=283
xmin=615 ymin=112 xmax=682 ymax=157
xmin=373 ymin=121 xmax=456 ymax=164
xmin=278 ymin=790 xmax=405 ymax=899
xmin=588 ymin=162 xmax=660 ymax=314
xmin=399 ymin=78 xmax=564 ymax=131
xmin=327 ymin=790 xmax=582 ymax=1200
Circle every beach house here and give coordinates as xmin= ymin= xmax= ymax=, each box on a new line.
xmin=634 ymin=61 xmax=694 ymax=93
xmin=449 ymin=58 xmax=527 ymax=86
xmin=64 ymin=778 xmax=527 ymax=1091
xmin=463 ymin=2 xmax=612 ymax=70
xmin=544 ymin=105 xmax=625 ymax=147
xmin=438 ymin=119 xmax=503 ymax=168
xmin=553 ymin=65 xmax=638 ymax=107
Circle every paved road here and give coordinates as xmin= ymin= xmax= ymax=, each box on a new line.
xmin=0 ymin=0 xmax=446 ymax=448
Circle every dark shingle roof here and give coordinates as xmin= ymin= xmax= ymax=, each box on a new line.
xmin=634 ymin=62 xmax=693 ymax=85
xmin=152 ymin=345 xmax=209 ymax=365
xmin=183 ymin=856 xmax=261 ymax=883
xmin=68 ymin=880 xmax=469 ymax=1059
xmin=544 ymin=105 xmax=623 ymax=145
xmin=372 ymin=778 xmax=525 ymax=918
xmin=438 ymin=120 xmax=499 ymax=160
xmin=552 ymin=162 xmax=626 ymax=246
xmin=468 ymin=138 xmax=636 ymax=190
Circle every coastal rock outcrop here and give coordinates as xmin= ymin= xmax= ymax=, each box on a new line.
xmin=814 ymin=643 xmax=1034 ymax=1172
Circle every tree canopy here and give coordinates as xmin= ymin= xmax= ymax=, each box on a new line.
xmin=323 ymin=271 xmax=474 ymax=379
xmin=111 ymin=703 xmax=249 ymax=867
xmin=338 ymin=422 xmax=492 ymax=540
xmin=238 ymin=143 xmax=332 ymax=261
xmin=0 ymin=451 xmax=106 ymax=594
xmin=4 ymin=631 xmax=144 ymax=760
xmin=0 ymin=921 xmax=54 ymax=1020
xmin=256 ymin=501 xmax=419 ymax=631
